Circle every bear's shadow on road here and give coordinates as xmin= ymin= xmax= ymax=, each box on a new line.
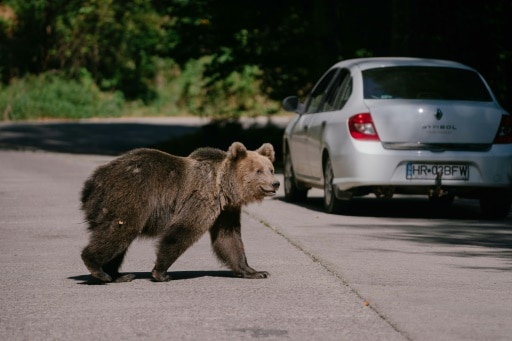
xmin=69 ymin=270 xmax=236 ymax=285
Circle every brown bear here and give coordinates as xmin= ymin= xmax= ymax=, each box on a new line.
xmin=80 ymin=142 xmax=279 ymax=283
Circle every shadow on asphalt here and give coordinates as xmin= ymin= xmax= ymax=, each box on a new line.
xmin=0 ymin=120 xmax=286 ymax=163
xmin=278 ymin=195 xmax=512 ymax=264
xmin=280 ymin=196 xmax=486 ymax=220
xmin=0 ymin=122 xmax=200 ymax=156
xmin=3 ymin=120 xmax=510 ymax=259
xmin=69 ymin=270 xmax=235 ymax=285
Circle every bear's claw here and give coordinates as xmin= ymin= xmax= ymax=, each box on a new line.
xmin=152 ymin=269 xmax=171 ymax=282
xmin=242 ymin=271 xmax=269 ymax=279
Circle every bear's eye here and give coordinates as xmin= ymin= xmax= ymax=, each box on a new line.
xmin=256 ymin=169 xmax=263 ymax=175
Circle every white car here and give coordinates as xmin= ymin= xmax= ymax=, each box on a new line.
xmin=282 ymin=57 xmax=512 ymax=218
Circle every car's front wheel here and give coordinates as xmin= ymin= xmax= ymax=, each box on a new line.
xmin=323 ymin=157 xmax=345 ymax=214
xmin=480 ymin=190 xmax=512 ymax=219
xmin=284 ymin=151 xmax=308 ymax=202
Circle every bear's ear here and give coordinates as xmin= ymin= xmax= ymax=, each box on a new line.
xmin=256 ymin=143 xmax=275 ymax=163
xmin=227 ymin=142 xmax=247 ymax=160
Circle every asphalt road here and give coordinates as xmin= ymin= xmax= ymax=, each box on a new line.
xmin=0 ymin=117 xmax=207 ymax=155
xmin=1 ymin=118 xmax=511 ymax=340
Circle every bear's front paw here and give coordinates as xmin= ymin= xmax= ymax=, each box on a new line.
xmin=243 ymin=271 xmax=269 ymax=279
xmin=152 ymin=269 xmax=171 ymax=282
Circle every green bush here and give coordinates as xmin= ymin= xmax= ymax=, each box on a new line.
xmin=173 ymin=57 xmax=280 ymax=119
xmin=124 ymin=57 xmax=281 ymax=119
xmin=0 ymin=71 xmax=124 ymax=120
xmin=0 ymin=58 xmax=281 ymax=121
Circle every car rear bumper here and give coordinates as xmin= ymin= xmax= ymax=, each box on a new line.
xmin=330 ymin=142 xmax=512 ymax=193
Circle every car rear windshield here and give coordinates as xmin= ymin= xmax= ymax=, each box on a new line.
xmin=362 ymin=66 xmax=493 ymax=101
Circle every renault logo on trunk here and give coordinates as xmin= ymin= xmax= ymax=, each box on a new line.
xmin=435 ymin=108 xmax=443 ymax=120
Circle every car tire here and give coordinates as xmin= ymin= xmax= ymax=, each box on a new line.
xmin=283 ymin=151 xmax=308 ymax=202
xmin=323 ymin=157 xmax=345 ymax=214
xmin=480 ymin=190 xmax=512 ymax=219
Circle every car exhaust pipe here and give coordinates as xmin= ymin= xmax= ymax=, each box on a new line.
xmin=374 ymin=186 xmax=394 ymax=199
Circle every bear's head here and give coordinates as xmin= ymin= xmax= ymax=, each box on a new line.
xmin=227 ymin=142 xmax=280 ymax=204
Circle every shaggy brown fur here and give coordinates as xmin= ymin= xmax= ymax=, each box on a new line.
xmin=80 ymin=142 xmax=279 ymax=283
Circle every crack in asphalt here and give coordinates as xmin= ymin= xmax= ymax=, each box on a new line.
xmin=243 ymin=208 xmax=412 ymax=341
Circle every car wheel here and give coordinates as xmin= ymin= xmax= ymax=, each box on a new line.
xmin=323 ymin=157 xmax=344 ymax=214
xmin=283 ymin=151 xmax=308 ymax=202
xmin=480 ymin=190 xmax=512 ymax=219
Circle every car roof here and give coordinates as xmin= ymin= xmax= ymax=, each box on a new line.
xmin=332 ymin=57 xmax=476 ymax=72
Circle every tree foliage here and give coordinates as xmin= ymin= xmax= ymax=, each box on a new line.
xmin=1 ymin=0 xmax=511 ymax=117
xmin=167 ymin=0 xmax=512 ymax=108
xmin=1 ymin=0 xmax=171 ymax=101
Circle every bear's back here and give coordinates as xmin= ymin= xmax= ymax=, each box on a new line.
xmin=188 ymin=147 xmax=226 ymax=162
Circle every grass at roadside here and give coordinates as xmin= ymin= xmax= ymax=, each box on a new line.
xmin=0 ymin=61 xmax=282 ymax=121
xmin=0 ymin=72 xmax=125 ymax=120
xmin=0 ymin=70 xmax=289 ymax=166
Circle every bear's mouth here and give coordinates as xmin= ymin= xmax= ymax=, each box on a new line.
xmin=260 ymin=187 xmax=277 ymax=196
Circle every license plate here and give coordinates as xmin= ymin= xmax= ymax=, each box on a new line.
xmin=406 ymin=163 xmax=469 ymax=180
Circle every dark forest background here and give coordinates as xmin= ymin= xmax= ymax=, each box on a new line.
xmin=1 ymin=0 xmax=511 ymax=120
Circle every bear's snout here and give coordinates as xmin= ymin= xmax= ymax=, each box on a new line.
xmin=272 ymin=180 xmax=280 ymax=190
xmin=259 ymin=179 xmax=280 ymax=197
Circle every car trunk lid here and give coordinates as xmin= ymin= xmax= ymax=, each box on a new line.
xmin=365 ymin=100 xmax=503 ymax=151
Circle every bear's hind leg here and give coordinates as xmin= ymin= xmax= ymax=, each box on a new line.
xmin=81 ymin=246 xmax=114 ymax=282
xmin=81 ymin=229 xmax=138 ymax=283
xmin=102 ymin=250 xmax=136 ymax=283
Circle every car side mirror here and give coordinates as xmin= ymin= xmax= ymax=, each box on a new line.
xmin=282 ymin=96 xmax=300 ymax=112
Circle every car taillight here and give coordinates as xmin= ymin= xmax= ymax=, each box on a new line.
xmin=348 ymin=113 xmax=380 ymax=141
xmin=494 ymin=115 xmax=512 ymax=144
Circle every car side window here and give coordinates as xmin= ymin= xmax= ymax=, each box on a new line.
xmin=331 ymin=69 xmax=352 ymax=111
xmin=305 ymin=69 xmax=338 ymax=114
xmin=322 ymin=69 xmax=348 ymax=112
